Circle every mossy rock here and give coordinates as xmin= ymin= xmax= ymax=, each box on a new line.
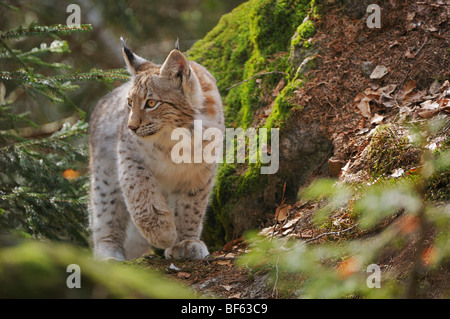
xmin=0 ymin=240 xmax=194 ymax=298
xmin=189 ymin=0 xmax=331 ymax=247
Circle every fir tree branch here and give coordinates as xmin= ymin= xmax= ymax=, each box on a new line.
xmin=0 ymin=120 xmax=88 ymax=151
xmin=52 ymin=68 xmax=130 ymax=83
xmin=0 ymin=24 xmax=93 ymax=40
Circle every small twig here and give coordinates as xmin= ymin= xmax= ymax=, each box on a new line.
xmin=203 ymin=256 xmax=236 ymax=263
xmin=226 ymin=71 xmax=287 ymax=91
xmin=272 ymin=256 xmax=280 ymax=298
xmin=305 ymin=224 xmax=359 ymax=244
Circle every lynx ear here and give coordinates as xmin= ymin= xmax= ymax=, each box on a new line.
xmin=120 ymin=37 xmax=147 ymax=76
xmin=160 ymin=49 xmax=190 ymax=83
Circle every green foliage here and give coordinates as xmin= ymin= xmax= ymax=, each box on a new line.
xmin=0 ymin=19 xmax=127 ymax=245
xmin=0 ymin=240 xmax=194 ymax=298
xmin=239 ymin=120 xmax=450 ymax=298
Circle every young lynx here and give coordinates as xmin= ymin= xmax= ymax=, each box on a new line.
xmin=89 ymin=38 xmax=224 ymax=261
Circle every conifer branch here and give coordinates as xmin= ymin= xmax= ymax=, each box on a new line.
xmin=0 ymin=24 xmax=93 ymax=40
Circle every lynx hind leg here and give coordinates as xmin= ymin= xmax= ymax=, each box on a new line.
xmin=90 ymin=164 xmax=129 ymax=261
xmin=124 ymin=220 xmax=151 ymax=260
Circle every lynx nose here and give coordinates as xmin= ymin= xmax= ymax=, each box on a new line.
xmin=128 ymin=124 xmax=138 ymax=132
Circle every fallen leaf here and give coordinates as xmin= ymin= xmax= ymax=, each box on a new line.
xmin=391 ymin=168 xmax=405 ymax=178
xmin=272 ymin=78 xmax=285 ymax=97
xmin=405 ymin=48 xmax=416 ymax=59
xmin=177 ymin=272 xmax=191 ymax=279
xmin=221 ymin=285 xmax=233 ymax=291
xmin=228 ymin=293 xmax=242 ymax=299
xmin=259 ymin=226 xmax=274 ymax=237
xmin=275 ymin=204 xmax=291 ymax=222
xmin=420 ymin=100 xmax=440 ymax=110
xmin=354 ymin=92 xmax=366 ymax=103
xmin=280 ymin=216 xmax=302 ymax=231
xmin=389 ymin=40 xmax=399 ymax=49
xmin=406 ymin=12 xmax=416 ymax=22
xmin=357 ymin=98 xmax=372 ymax=118
xmin=217 ymin=259 xmax=232 ymax=266
xmin=429 ymin=80 xmax=441 ymax=95
xmin=403 ymin=90 xmax=426 ymax=106
xmin=370 ymin=65 xmax=388 ymax=80
xmin=370 ymin=113 xmax=385 ymax=125
xmin=223 ymin=236 xmax=245 ymax=251
xmin=398 ymin=81 xmax=416 ymax=99
xmin=418 ymin=109 xmax=439 ymax=119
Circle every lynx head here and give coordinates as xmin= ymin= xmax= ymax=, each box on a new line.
xmin=121 ymin=38 xmax=202 ymax=139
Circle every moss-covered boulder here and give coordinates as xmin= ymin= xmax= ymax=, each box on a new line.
xmin=189 ymin=0 xmax=332 ymax=247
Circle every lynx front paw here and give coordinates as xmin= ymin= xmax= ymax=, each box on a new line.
xmin=164 ymin=239 xmax=209 ymax=260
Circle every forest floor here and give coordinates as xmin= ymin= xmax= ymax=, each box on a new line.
xmin=126 ymin=0 xmax=449 ymax=298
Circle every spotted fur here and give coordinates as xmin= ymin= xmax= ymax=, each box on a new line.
xmin=89 ymin=40 xmax=224 ymax=261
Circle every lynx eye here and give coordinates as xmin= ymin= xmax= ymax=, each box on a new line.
xmin=127 ymin=97 xmax=132 ymax=108
xmin=144 ymin=99 xmax=160 ymax=110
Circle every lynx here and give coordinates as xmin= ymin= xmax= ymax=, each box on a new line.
xmin=89 ymin=38 xmax=224 ymax=261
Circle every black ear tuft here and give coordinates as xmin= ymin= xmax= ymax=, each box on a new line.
xmin=120 ymin=36 xmax=135 ymax=64
xmin=175 ymin=38 xmax=180 ymax=51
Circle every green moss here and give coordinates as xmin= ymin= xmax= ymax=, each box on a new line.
xmin=367 ymin=125 xmax=420 ymax=178
xmin=188 ymin=0 xmax=317 ymax=246
xmin=291 ymin=19 xmax=316 ymax=48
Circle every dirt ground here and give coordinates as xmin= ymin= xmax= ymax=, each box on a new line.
xmin=134 ymin=0 xmax=449 ymax=298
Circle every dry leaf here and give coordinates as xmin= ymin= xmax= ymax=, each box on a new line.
xmin=370 ymin=65 xmax=388 ymax=80
xmin=398 ymin=81 xmax=416 ymax=100
xmin=420 ymin=100 xmax=440 ymax=110
xmin=177 ymin=272 xmax=191 ymax=279
xmin=429 ymin=80 xmax=441 ymax=95
xmin=402 ymin=87 xmax=426 ymax=106
xmin=406 ymin=12 xmax=416 ymax=22
xmin=275 ymin=204 xmax=291 ymax=222
xmin=389 ymin=40 xmax=399 ymax=49
xmin=370 ymin=113 xmax=385 ymax=125
xmin=223 ymin=236 xmax=244 ymax=251
xmin=228 ymin=293 xmax=242 ymax=299
xmin=405 ymin=48 xmax=416 ymax=59
xmin=357 ymin=98 xmax=372 ymax=118
xmin=259 ymin=226 xmax=274 ymax=237
xmin=217 ymin=260 xmax=232 ymax=266
xmin=354 ymin=92 xmax=366 ymax=103
xmin=418 ymin=109 xmax=439 ymax=119
xmin=221 ymin=285 xmax=233 ymax=291
xmin=391 ymin=168 xmax=405 ymax=178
